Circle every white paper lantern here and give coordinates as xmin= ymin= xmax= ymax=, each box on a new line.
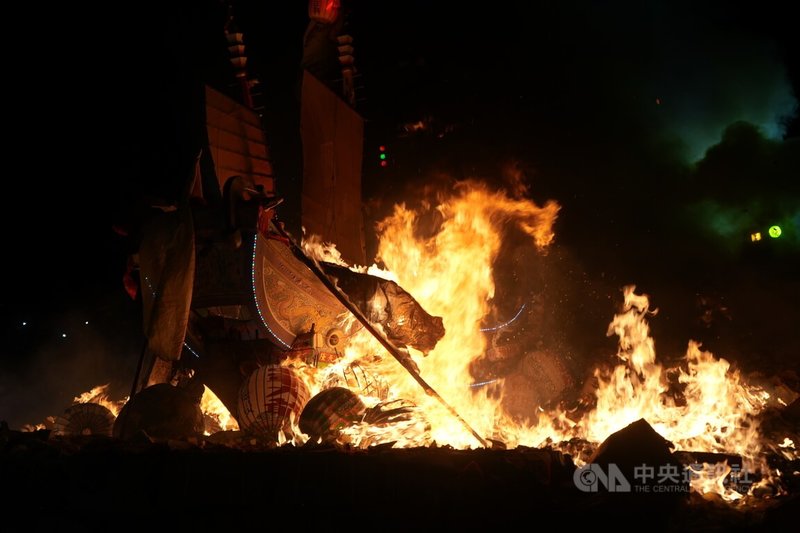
xmin=237 ymin=366 xmax=310 ymax=440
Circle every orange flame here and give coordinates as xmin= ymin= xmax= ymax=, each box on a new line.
xmin=298 ymin=178 xmax=786 ymax=503
xmin=73 ymin=384 xmax=128 ymax=417
xmin=689 ymin=462 xmax=745 ymax=502
xmin=301 ymin=180 xmax=560 ymax=447
xmin=200 ymin=386 xmax=239 ymax=434
xmin=579 ymin=287 xmax=769 ymax=459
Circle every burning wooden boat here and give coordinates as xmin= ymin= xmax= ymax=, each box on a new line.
xmin=4 ymin=4 xmax=798 ymax=526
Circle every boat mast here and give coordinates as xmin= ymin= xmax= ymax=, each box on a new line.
xmin=224 ymin=3 xmax=254 ymax=109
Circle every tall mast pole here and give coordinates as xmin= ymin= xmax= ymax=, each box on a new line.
xmin=224 ymin=3 xmax=254 ymax=109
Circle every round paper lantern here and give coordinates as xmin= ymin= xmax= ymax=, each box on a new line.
xmin=52 ymin=402 xmax=115 ymax=437
xmin=237 ymin=366 xmax=310 ymax=440
xmin=299 ymin=387 xmax=366 ymax=440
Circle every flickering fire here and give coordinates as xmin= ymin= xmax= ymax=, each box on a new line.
xmin=578 ymin=287 xmax=769 ymax=456
xmin=364 ymin=180 xmax=559 ymax=448
xmin=73 ymin=384 xmax=128 ymax=417
xmin=201 ymin=385 xmax=239 ymax=434
xmin=33 ymin=179 xmax=786 ymax=507
xmin=300 ymin=180 xmax=560 ymax=447
xmin=688 ymin=462 xmax=745 ymax=502
xmin=297 ymin=178 xmax=786 ymax=503
xmin=776 ymin=437 xmax=798 ymax=460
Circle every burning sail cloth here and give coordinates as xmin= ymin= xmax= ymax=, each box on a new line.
xmin=319 ymin=262 xmax=445 ymax=354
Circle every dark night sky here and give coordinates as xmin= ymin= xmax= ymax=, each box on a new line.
xmin=1 ymin=1 xmax=798 ymax=427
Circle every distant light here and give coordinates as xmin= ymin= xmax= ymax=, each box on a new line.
xmin=379 ymin=153 xmax=386 ymax=160
xmin=655 ymin=97 xmax=662 ymax=105
xmin=750 ymin=232 xmax=762 ymax=242
xmin=768 ymin=225 xmax=782 ymax=238
xmin=61 ymin=333 xmax=67 ymax=338
xmin=379 ymin=145 xmax=386 ymax=152
xmin=84 ymin=321 xmax=89 ymax=325
xmin=380 ymin=160 xmax=388 ymax=167
xmin=22 ymin=321 xmax=27 ymax=326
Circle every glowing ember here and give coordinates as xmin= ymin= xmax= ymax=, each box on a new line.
xmin=20 ymin=423 xmax=46 ymax=432
xmin=73 ymin=384 xmax=128 ymax=417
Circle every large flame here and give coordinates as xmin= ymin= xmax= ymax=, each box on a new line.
xmin=297 ymin=178 xmax=785 ymax=503
xmin=572 ymin=287 xmax=773 ymax=501
xmin=368 ymin=180 xmax=559 ymax=447
xmin=301 ymin=180 xmax=560 ymax=447
xmin=580 ymin=287 xmax=769 ymax=457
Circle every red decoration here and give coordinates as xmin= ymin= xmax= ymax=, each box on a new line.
xmin=123 ymin=256 xmax=138 ymax=300
xmin=308 ymin=0 xmax=340 ymax=24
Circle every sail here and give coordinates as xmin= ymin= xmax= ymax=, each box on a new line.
xmin=205 ymin=85 xmax=274 ymax=195
xmin=300 ymin=70 xmax=366 ymax=265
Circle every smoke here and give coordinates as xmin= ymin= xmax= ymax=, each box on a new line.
xmin=651 ymin=28 xmax=797 ymax=162
xmin=683 ymin=122 xmax=800 ymax=256
xmin=549 ymin=0 xmax=800 ymax=163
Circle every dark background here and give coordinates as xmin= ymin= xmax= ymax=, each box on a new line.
xmin=1 ymin=0 xmax=798 ymax=428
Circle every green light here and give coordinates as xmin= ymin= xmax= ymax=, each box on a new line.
xmin=768 ymin=225 xmax=782 ymax=238
xmin=380 ymin=154 xmax=386 ymax=160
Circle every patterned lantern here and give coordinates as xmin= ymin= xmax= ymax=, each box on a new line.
xmin=237 ymin=366 xmax=310 ymax=440
xmin=52 ymin=402 xmax=115 ymax=437
xmin=299 ymin=387 xmax=366 ymax=440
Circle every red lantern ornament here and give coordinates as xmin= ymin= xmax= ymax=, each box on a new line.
xmin=308 ymin=0 xmax=340 ymax=25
